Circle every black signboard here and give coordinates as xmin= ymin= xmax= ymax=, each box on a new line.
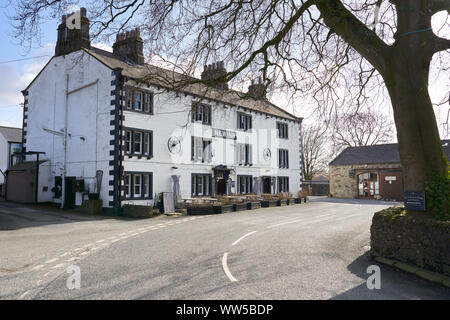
xmin=404 ymin=191 xmax=425 ymax=211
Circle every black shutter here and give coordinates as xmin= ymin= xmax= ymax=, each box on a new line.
xmin=249 ymin=116 xmax=252 ymax=130
xmin=286 ymin=150 xmax=289 ymax=168
xmin=191 ymin=137 xmax=194 ymax=160
xmin=150 ymin=131 xmax=153 ymax=157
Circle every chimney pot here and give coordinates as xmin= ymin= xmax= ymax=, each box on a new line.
xmin=55 ymin=9 xmax=90 ymax=57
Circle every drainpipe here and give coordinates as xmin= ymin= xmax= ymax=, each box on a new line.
xmin=61 ymin=74 xmax=69 ymax=209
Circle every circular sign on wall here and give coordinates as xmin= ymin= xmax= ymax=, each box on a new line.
xmin=263 ymin=148 xmax=271 ymax=161
xmin=168 ymin=136 xmax=181 ymax=154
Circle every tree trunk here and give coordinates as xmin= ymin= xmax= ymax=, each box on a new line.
xmin=384 ymin=44 xmax=447 ymax=196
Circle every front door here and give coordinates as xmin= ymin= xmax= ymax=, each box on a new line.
xmin=216 ymin=178 xmax=226 ymax=195
xmin=262 ymin=177 xmax=272 ymax=194
xmin=64 ymin=177 xmax=76 ymax=209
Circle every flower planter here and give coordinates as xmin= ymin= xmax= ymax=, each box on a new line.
xmin=247 ymin=201 xmax=261 ymax=210
xmin=287 ymin=198 xmax=296 ymax=205
xmin=123 ymin=204 xmax=153 ymax=218
xmin=213 ymin=204 xmax=234 ymax=214
xmin=277 ymin=199 xmax=287 ymax=206
xmin=88 ymin=193 xmax=100 ymax=200
xmin=294 ymin=198 xmax=302 ymax=204
xmin=187 ymin=205 xmax=215 ymax=215
xmin=261 ymin=200 xmax=278 ymax=207
xmin=233 ymin=203 xmax=248 ymax=212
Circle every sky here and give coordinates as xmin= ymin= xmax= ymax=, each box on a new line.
xmin=0 ymin=3 xmax=448 ymax=139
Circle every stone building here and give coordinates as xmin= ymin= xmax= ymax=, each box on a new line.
xmin=329 ymin=141 xmax=450 ymax=201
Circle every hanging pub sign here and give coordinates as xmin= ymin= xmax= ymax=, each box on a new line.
xmin=403 ymin=191 xmax=425 ymax=211
xmin=212 ymin=128 xmax=237 ymax=140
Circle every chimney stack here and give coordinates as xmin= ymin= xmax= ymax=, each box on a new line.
xmin=113 ymin=28 xmax=145 ymax=65
xmin=55 ymin=8 xmax=90 ymax=56
xmin=201 ymin=61 xmax=229 ymax=90
xmin=247 ymin=77 xmax=266 ymax=100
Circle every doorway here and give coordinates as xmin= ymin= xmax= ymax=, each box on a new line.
xmin=262 ymin=176 xmax=272 ymax=194
xmin=216 ymin=178 xmax=226 ymax=195
xmin=358 ymin=173 xmax=379 ymax=198
xmin=64 ymin=177 xmax=76 ymax=209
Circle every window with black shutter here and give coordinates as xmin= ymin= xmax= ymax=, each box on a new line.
xmin=192 ymin=103 xmax=211 ymax=125
xmin=123 ymin=172 xmax=153 ymax=199
xmin=237 ymin=112 xmax=252 ymax=131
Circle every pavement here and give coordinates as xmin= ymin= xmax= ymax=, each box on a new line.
xmin=0 ymin=197 xmax=449 ymax=300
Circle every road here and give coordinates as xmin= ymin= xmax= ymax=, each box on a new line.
xmin=0 ymin=198 xmax=449 ymax=300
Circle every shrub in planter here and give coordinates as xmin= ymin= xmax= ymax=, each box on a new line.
xmin=261 ymin=200 xmax=278 ymax=207
xmin=80 ymin=200 xmax=102 ymax=214
xmin=247 ymin=201 xmax=261 ymax=210
xmin=88 ymin=193 xmax=100 ymax=200
xmin=233 ymin=202 xmax=248 ymax=211
xmin=213 ymin=204 xmax=234 ymax=214
xmin=287 ymin=198 xmax=296 ymax=205
xmin=123 ymin=204 xmax=153 ymax=218
xmin=187 ymin=204 xmax=215 ymax=215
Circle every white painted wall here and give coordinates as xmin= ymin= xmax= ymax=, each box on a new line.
xmin=122 ymin=80 xmax=303 ymax=206
xmin=24 ymin=49 xmax=302 ymax=208
xmin=0 ymin=134 xmax=7 ymax=184
xmin=24 ymin=51 xmax=114 ymax=207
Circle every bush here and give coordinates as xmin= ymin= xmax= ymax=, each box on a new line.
xmin=425 ymin=165 xmax=450 ymax=221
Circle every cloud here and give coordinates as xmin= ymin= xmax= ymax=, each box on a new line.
xmin=92 ymin=42 xmax=113 ymax=52
xmin=0 ymin=43 xmax=54 ymax=127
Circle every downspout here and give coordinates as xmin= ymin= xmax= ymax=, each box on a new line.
xmin=61 ymin=74 xmax=69 ymax=209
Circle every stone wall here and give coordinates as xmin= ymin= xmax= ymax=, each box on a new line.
xmin=329 ymin=163 xmax=401 ymax=198
xmin=371 ymin=207 xmax=450 ymax=276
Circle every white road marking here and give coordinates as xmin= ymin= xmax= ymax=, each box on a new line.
xmin=60 ymin=252 xmax=71 ymax=257
xmin=96 ymin=239 xmax=105 ymax=243
xmin=45 ymin=258 xmax=58 ymax=264
xmin=222 ymin=252 xmax=238 ymax=282
xmin=32 ymin=264 xmax=45 ymax=271
xmin=50 ymin=263 xmax=65 ymax=269
xmin=266 ymin=214 xmax=334 ymax=229
xmin=232 ymin=231 xmax=258 ymax=246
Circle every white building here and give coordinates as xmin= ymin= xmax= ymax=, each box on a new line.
xmin=21 ymin=9 xmax=303 ymax=212
xmin=0 ymin=126 xmax=22 ymax=186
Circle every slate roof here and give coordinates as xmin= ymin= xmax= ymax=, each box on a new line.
xmin=329 ymin=140 xmax=450 ymax=166
xmin=85 ymin=47 xmax=300 ymax=121
xmin=0 ymin=126 xmax=22 ymax=143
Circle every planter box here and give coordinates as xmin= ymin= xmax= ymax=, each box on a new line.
xmin=277 ymin=199 xmax=287 ymax=206
xmin=187 ymin=205 xmax=215 ymax=215
xmin=261 ymin=200 xmax=278 ymax=207
xmin=88 ymin=193 xmax=99 ymax=200
xmin=233 ymin=203 xmax=248 ymax=212
xmin=213 ymin=204 xmax=234 ymax=214
xmin=247 ymin=201 xmax=261 ymax=210
xmin=80 ymin=200 xmax=102 ymax=215
xmin=294 ymin=198 xmax=302 ymax=204
xmin=303 ymin=197 xmax=308 ymax=203
xmin=287 ymin=198 xmax=296 ymax=205
xmin=123 ymin=204 xmax=153 ymax=218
